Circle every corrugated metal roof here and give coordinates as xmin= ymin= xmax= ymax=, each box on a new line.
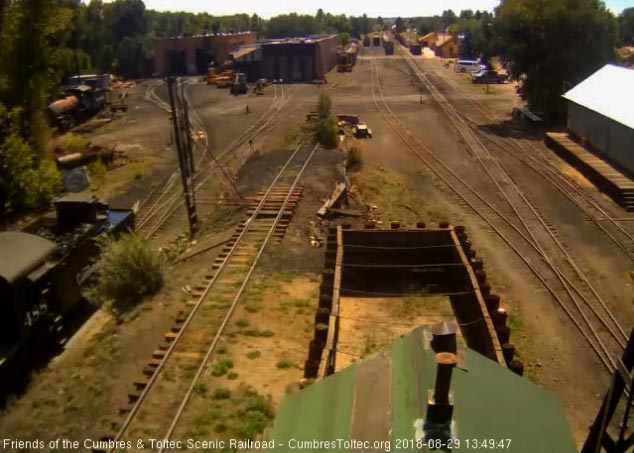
xmin=563 ymin=64 xmax=634 ymax=130
xmin=272 ymin=326 xmax=577 ymax=453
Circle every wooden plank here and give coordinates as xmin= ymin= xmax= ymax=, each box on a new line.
xmin=317 ymin=183 xmax=347 ymax=217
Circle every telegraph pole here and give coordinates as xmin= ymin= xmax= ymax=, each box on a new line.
xmin=167 ymin=77 xmax=198 ymax=238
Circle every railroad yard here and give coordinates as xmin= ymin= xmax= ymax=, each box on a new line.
xmin=1 ymin=39 xmax=634 ymax=452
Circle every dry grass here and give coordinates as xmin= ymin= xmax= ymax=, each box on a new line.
xmin=354 ymin=166 xmax=457 ymax=225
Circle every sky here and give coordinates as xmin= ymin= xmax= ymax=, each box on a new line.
xmin=137 ymin=0 xmax=631 ymax=18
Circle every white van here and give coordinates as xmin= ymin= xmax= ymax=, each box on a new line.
xmin=456 ymin=60 xmax=485 ymax=73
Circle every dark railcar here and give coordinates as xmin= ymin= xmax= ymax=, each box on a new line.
xmin=47 ymin=85 xmax=107 ymax=132
xmin=410 ymin=43 xmax=422 ymax=55
xmin=0 ymin=194 xmax=134 ymax=402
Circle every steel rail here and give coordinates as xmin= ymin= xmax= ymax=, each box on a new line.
xmin=135 ymin=79 xmax=292 ymax=236
xmin=370 ymin=59 xmax=617 ymax=372
xmin=403 ymin=55 xmax=628 ymax=345
xmin=406 ymin=62 xmax=627 ymax=347
xmin=157 ymin=142 xmax=318 ymax=450
xmin=424 ymin=62 xmax=634 ymax=256
xmin=108 ymin=139 xmax=313 ymax=452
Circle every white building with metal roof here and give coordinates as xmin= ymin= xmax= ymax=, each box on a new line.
xmin=563 ymin=64 xmax=634 ymax=173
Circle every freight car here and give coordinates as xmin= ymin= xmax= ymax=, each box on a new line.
xmin=383 ymin=34 xmax=394 ymax=55
xmin=410 ymin=43 xmax=422 ymax=55
xmin=336 ymin=42 xmax=358 ymax=72
xmin=363 ymin=35 xmax=370 ymax=47
xmin=66 ymin=73 xmax=111 ymax=90
xmin=372 ymin=33 xmax=381 ymax=46
xmin=47 ymin=85 xmax=107 ymax=132
xmin=0 ymin=194 xmax=134 ymax=402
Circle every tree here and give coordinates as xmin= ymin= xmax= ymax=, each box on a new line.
xmin=620 ymin=8 xmax=634 ymax=44
xmin=110 ymin=0 xmax=146 ymax=41
xmin=441 ymin=9 xmax=457 ymax=29
xmin=267 ymin=13 xmax=318 ymax=38
xmin=460 ymin=10 xmax=474 ymax=20
xmin=338 ymin=32 xmax=350 ymax=47
xmin=316 ymin=8 xmax=325 ymax=24
xmin=495 ymin=0 xmax=617 ymax=122
xmin=360 ymin=14 xmax=370 ymax=34
xmin=395 ymin=17 xmax=405 ymax=33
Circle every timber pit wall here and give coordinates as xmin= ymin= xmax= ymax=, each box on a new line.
xmin=303 ymin=222 xmax=525 ymax=379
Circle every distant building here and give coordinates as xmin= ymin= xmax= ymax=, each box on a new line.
xmin=436 ymin=35 xmax=459 ymax=58
xmin=418 ymin=32 xmax=459 ymax=58
xmin=154 ymin=32 xmax=257 ymax=76
xmin=418 ymin=32 xmax=438 ymax=47
xmin=563 ymin=64 xmax=634 ymax=173
xmin=232 ymin=35 xmax=338 ymax=82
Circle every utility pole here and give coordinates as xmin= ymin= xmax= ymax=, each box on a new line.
xmin=180 ymin=81 xmax=196 ymax=177
xmin=167 ymin=77 xmax=198 ymax=238
xmin=582 ymin=326 xmax=634 ymax=453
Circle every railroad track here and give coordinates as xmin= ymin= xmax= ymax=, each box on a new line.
xmin=371 ymin=56 xmax=627 ymax=373
xmin=416 ymin=61 xmax=634 ymax=262
xmin=135 ymin=79 xmax=296 ymax=239
xmin=105 ymin=140 xmax=318 ymax=452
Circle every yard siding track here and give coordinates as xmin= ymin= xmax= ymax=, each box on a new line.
xmin=134 ymin=79 xmax=295 ymax=238
xmin=105 ymin=141 xmax=318 ymax=453
xmin=419 ymin=61 xmax=634 ymax=262
xmin=372 ymin=54 xmax=626 ymax=374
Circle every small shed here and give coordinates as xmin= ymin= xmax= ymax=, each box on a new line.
xmin=563 ymin=64 xmax=634 ymax=174
xmin=271 ymin=326 xmax=576 ymax=453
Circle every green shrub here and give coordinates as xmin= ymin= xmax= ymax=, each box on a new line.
xmin=246 ymin=350 xmax=261 ymax=359
xmin=0 ymin=106 xmax=63 ymax=214
xmin=94 ymin=234 xmax=165 ymax=313
xmin=315 ymin=116 xmax=337 ymax=149
xmin=242 ymin=329 xmax=274 ymax=338
xmin=211 ymin=358 xmax=234 ymax=376
xmin=276 ymin=360 xmax=293 ymax=370
xmin=233 ymin=385 xmax=275 ymax=440
xmin=345 ymin=147 xmax=363 ymax=172
xmin=212 ymin=388 xmax=231 ymax=400
xmin=227 ymin=372 xmax=239 ymax=380
xmin=89 ymin=160 xmax=107 ymax=178
xmin=317 ymin=93 xmax=332 ymax=118
xmin=60 ymin=133 xmax=89 ymax=154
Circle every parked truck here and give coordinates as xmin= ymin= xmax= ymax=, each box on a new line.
xmin=230 ymin=72 xmax=248 ymax=95
xmin=471 ymin=70 xmax=508 ymax=84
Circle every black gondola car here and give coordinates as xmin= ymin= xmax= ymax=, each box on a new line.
xmin=0 ymin=194 xmax=134 ymax=401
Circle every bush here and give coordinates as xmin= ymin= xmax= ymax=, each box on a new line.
xmin=212 ymin=388 xmax=231 ymax=400
xmin=345 ymin=147 xmax=363 ymax=172
xmin=0 ymin=106 xmax=63 ymax=215
xmin=59 ymin=133 xmax=89 ymax=154
xmin=211 ymin=358 xmax=234 ymax=376
xmin=246 ymin=350 xmax=261 ymax=359
xmin=233 ymin=384 xmax=275 ymax=440
xmin=317 ymin=93 xmax=332 ymax=119
xmin=315 ymin=117 xmax=337 ymax=149
xmin=276 ymin=360 xmax=293 ymax=369
xmin=93 ymin=234 xmax=165 ymax=313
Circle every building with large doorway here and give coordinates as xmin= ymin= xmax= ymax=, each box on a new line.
xmin=232 ymin=35 xmax=338 ymax=82
xmin=154 ymin=32 xmax=257 ymax=76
